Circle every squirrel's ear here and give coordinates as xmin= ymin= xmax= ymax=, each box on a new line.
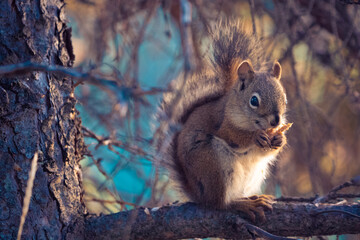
xmin=236 ymin=60 xmax=254 ymax=85
xmin=237 ymin=60 xmax=255 ymax=79
xmin=271 ymin=61 xmax=282 ymax=80
xmin=234 ymin=60 xmax=254 ymax=91
xmin=225 ymin=60 xmax=254 ymax=91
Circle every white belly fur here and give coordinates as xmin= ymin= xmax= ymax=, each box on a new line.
xmin=224 ymin=151 xmax=277 ymax=204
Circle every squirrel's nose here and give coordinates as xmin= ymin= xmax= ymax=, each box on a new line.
xmin=270 ymin=114 xmax=280 ymax=127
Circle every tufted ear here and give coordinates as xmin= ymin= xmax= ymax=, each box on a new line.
xmin=234 ymin=60 xmax=254 ymax=91
xmin=272 ymin=61 xmax=282 ymax=80
xmin=238 ymin=60 xmax=254 ymax=79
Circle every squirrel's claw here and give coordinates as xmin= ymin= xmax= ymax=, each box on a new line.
xmin=271 ymin=133 xmax=285 ymax=149
xmin=248 ymin=194 xmax=274 ymax=203
xmin=255 ymin=130 xmax=272 ymax=149
xmin=231 ymin=195 xmax=274 ymax=222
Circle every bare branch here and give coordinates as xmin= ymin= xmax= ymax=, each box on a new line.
xmin=82 ymin=126 xmax=152 ymax=160
xmin=0 ymin=61 xmax=169 ymax=97
xmin=248 ymin=0 xmax=257 ymax=38
xmin=179 ymin=0 xmax=197 ymax=71
xmin=244 ymin=223 xmax=297 ymax=240
xmin=314 ymin=175 xmax=360 ymax=203
xmin=85 ymin=201 xmax=360 ymax=240
xmin=339 ymin=0 xmax=360 ymax=4
xmin=85 ymin=198 xmax=137 ymax=208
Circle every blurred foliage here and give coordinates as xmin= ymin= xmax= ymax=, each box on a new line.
xmin=64 ymin=0 xmax=360 ymax=225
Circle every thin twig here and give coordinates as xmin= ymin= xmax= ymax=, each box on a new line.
xmin=180 ymin=0 xmax=197 ymax=72
xmin=339 ymin=0 xmax=360 ymax=4
xmin=244 ymin=223 xmax=300 ymax=240
xmin=17 ymin=152 xmax=38 ymax=240
xmin=82 ymin=126 xmax=153 ymax=160
xmin=276 ymin=196 xmax=317 ymax=203
xmin=248 ymin=0 xmax=257 ymax=38
xmin=85 ymin=198 xmax=137 ymax=208
xmin=311 ymin=209 xmax=360 ymax=220
xmin=314 ymin=176 xmax=360 ymax=203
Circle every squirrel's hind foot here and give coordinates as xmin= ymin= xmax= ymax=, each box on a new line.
xmin=230 ymin=195 xmax=274 ymax=222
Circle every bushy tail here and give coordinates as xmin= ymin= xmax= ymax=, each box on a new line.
xmin=211 ymin=20 xmax=269 ymax=78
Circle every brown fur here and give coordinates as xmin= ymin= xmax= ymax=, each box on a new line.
xmin=159 ymin=20 xmax=288 ymax=220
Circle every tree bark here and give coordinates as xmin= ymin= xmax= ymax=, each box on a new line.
xmin=85 ymin=202 xmax=360 ymax=240
xmin=0 ymin=0 xmax=85 ymax=239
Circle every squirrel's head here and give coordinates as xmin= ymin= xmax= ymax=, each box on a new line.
xmin=225 ymin=60 xmax=287 ymax=131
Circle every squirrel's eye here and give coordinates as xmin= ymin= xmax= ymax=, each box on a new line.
xmin=250 ymin=96 xmax=259 ymax=107
xmin=249 ymin=94 xmax=260 ymax=109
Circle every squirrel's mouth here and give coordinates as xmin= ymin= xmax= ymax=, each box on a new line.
xmin=254 ymin=120 xmax=266 ymax=130
xmin=254 ymin=120 xmax=274 ymax=131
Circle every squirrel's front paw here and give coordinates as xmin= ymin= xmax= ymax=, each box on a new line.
xmin=271 ymin=133 xmax=286 ymax=149
xmin=254 ymin=130 xmax=271 ymax=149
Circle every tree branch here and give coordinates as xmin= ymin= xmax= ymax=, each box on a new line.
xmin=0 ymin=61 xmax=169 ymax=97
xmin=314 ymin=175 xmax=360 ymax=203
xmin=339 ymin=0 xmax=360 ymax=4
xmin=85 ymin=201 xmax=360 ymax=240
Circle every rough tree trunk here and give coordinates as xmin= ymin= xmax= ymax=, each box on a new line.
xmin=0 ymin=0 xmax=85 ymax=239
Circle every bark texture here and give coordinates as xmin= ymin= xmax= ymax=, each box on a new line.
xmin=0 ymin=0 xmax=85 ymax=239
xmin=85 ymin=202 xmax=360 ymax=240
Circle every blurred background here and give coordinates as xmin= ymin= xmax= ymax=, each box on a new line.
xmin=64 ymin=0 xmax=360 ymax=229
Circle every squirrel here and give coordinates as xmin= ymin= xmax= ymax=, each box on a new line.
xmin=158 ymin=20 xmax=289 ymax=221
